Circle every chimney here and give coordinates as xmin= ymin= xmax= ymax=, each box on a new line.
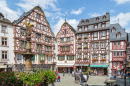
xmin=106 ymin=12 xmax=109 ymax=15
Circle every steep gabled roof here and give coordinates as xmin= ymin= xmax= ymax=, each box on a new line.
xmin=110 ymin=23 xmax=127 ymax=41
xmin=56 ymin=21 xmax=76 ymax=37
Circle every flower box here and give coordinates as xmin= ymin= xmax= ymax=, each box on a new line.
xmin=100 ymin=59 xmax=106 ymax=61
xmin=84 ymin=47 xmax=88 ymax=49
xmin=83 ymin=58 xmax=87 ymax=60
xmin=78 ymin=47 xmax=82 ymax=49
xmin=40 ymin=60 xmax=45 ymax=63
xmin=78 ymin=38 xmax=82 ymax=40
xmin=93 ymin=59 xmax=98 ymax=62
xmin=59 ymin=59 xmax=64 ymax=61
xmin=84 ymin=37 xmax=88 ymax=39
xmin=77 ymin=58 xmax=81 ymax=60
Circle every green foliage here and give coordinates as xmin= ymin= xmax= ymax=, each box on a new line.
xmin=86 ymin=67 xmax=90 ymax=74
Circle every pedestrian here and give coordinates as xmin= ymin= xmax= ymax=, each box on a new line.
xmin=80 ymin=72 xmax=84 ymax=85
xmin=57 ymin=73 xmax=60 ymax=82
xmin=83 ymin=73 xmax=88 ymax=86
xmin=128 ymin=72 xmax=130 ymax=84
xmin=63 ymin=69 xmax=65 ymax=76
xmin=68 ymin=69 xmax=70 ymax=76
xmin=121 ymin=71 xmax=124 ymax=78
xmin=114 ymin=73 xmax=116 ymax=80
xmin=74 ymin=72 xmax=77 ymax=83
xmin=77 ymin=68 xmax=79 ymax=73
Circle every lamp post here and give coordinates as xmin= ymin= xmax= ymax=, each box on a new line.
xmin=123 ymin=59 xmax=128 ymax=86
xmin=4 ymin=63 xmax=8 ymax=72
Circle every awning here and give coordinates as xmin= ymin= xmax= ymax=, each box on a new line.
xmin=74 ymin=64 xmax=89 ymax=66
xmin=90 ymin=65 xmax=108 ymax=68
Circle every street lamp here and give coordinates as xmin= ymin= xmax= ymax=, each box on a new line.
xmin=4 ymin=63 xmax=8 ymax=72
xmin=123 ymin=59 xmax=128 ymax=86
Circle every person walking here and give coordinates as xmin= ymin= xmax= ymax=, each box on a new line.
xmin=83 ymin=73 xmax=88 ymax=86
xmin=57 ymin=73 xmax=60 ymax=82
xmin=63 ymin=69 xmax=65 ymax=76
xmin=121 ymin=71 xmax=124 ymax=78
xmin=68 ymin=69 xmax=70 ymax=76
xmin=74 ymin=72 xmax=77 ymax=83
xmin=80 ymin=72 xmax=84 ymax=85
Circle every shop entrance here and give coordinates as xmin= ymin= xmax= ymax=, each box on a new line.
xmin=58 ymin=67 xmax=73 ymax=73
xmin=104 ymin=68 xmax=107 ymax=75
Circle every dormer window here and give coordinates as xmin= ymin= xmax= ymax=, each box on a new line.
xmin=81 ymin=19 xmax=84 ymax=24
xmin=84 ymin=26 xmax=88 ymax=30
xmin=102 ymin=23 xmax=106 ymax=28
xmin=103 ymin=15 xmax=106 ymax=20
xmin=96 ymin=17 xmax=99 ymax=21
xmin=0 ymin=16 xmax=2 ymax=19
xmin=112 ymin=27 xmax=116 ymax=32
xmin=117 ymin=32 xmax=121 ymax=38
xmin=94 ymin=24 xmax=98 ymax=29
xmin=78 ymin=27 xmax=82 ymax=31
xmin=86 ymin=19 xmax=89 ymax=23
xmin=64 ymin=24 xmax=66 ymax=27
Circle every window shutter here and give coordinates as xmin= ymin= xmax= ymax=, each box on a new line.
xmin=67 ymin=55 xmax=68 ymax=60
xmin=63 ymin=56 xmax=65 ymax=60
xmin=32 ymin=55 xmax=35 ymax=60
xmin=58 ymin=56 xmax=59 ymax=60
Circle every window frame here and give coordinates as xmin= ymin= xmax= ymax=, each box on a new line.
xmin=101 ymin=42 xmax=105 ymax=48
xmin=94 ymin=32 xmax=98 ymax=37
xmin=117 ymin=52 xmax=119 ymax=56
xmin=113 ymin=52 xmax=116 ymax=56
xmin=2 ymin=37 xmax=7 ymax=46
xmin=101 ymin=55 xmax=105 ymax=59
xmin=114 ymin=42 xmax=116 ymax=46
xmin=102 ymin=31 xmax=105 ymax=36
xmin=1 ymin=51 xmax=8 ymax=60
xmin=120 ymin=52 xmax=123 ymax=56
xmin=94 ymin=43 xmax=97 ymax=48
xmin=37 ymin=23 xmax=40 ymax=29
xmin=1 ymin=25 xmax=7 ymax=33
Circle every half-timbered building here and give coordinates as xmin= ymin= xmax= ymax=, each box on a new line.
xmin=0 ymin=12 xmax=14 ymax=71
xmin=110 ymin=23 xmax=127 ymax=76
xmin=13 ymin=6 xmax=55 ymax=66
xmin=75 ymin=13 xmax=110 ymax=74
xmin=126 ymin=33 xmax=130 ymax=70
xmin=56 ymin=21 xmax=76 ymax=73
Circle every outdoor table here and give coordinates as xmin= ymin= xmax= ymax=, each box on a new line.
xmin=105 ymin=80 xmax=117 ymax=86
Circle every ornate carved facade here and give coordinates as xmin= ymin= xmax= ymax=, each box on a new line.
xmin=75 ymin=13 xmax=110 ymax=74
xmin=13 ymin=6 xmax=55 ymax=65
xmin=56 ymin=21 xmax=76 ymax=73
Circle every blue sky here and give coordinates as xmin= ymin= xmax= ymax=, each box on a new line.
xmin=0 ymin=0 xmax=130 ymax=35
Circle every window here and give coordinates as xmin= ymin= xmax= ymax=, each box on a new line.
xmin=21 ymin=29 xmax=25 ymax=35
xmin=2 ymin=51 xmax=7 ymax=59
xmin=118 ymin=42 xmax=120 ymax=45
xmin=84 ymin=43 xmax=87 ymax=47
xmin=94 ymin=55 xmax=97 ymax=59
xmin=65 ymin=30 xmax=66 ymax=34
xmin=67 ymin=37 xmax=70 ymax=41
xmin=114 ymin=42 xmax=116 ymax=46
xmin=37 ymin=44 xmax=42 ymax=51
xmin=78 ymin=28 xmax=82 ymax=31
xmin=113 ymin=52 xmax=116 ymax=56
xmin=113 ymin=62 xmax=116 ymax=65
xmin=66 ymin=46 xmax=70 ymax=51
xmin=46 ymin=46 xmax=48 ymax=51
xmin=2 ymin=38 xmax=7 ymax=46
xmin=120 ymin=52 xmax=123 ymax=56
xmin=103 ymin=16 xmax=106 ymax=20
xmin=84 ymin=54 xmax=87 ymax=58
xmin=0 ymin=16 xmax=2 ymax=19
xmin=86 ymin=19 xmax=89 ymax=23
xmin=40 ymin=55 xmax=44 ymax=60
xmin=78 ymin=44 xmax=81 ymax=48
xmin=36 ymin=34 xmax=41 ymax=40
xmin=43 ymin=26 xmax=46 ymax=31
xmin=102 ymin=55 xmax=105 ymax=59
xmin=85 ymin=26 xmax=88 ymax=30
xmin=94 ymin=24 xmax=98 ymax=29
xmin=94 ymin=32 xmax=97 ymax=37
xmin=112 ymin=28 xmax=115 ymax=32
xmin=67 ymin=31 xmax=68 ymax=34
xmin=94 ymin=43 xmax=97 ymax=48
xmin=37 ymin=13 xmax=40 ymax=19
xmin=37 ymin=23 xmax=40 ymax=29
xmin=59 ymin=56 xmax=64 ymax=60
xmin=84 ymin=33 xmax=87 ymax=37
xmin=102 ymin=31 xmax=105 ymax=36
xmin=117 ymin=62 xmax=120 ymax=65
xmin=30 ymin=20 xmax=33 ymax=23
xmin=102 ymin=23 xmax=105 ymax=27
xmin=21 ymin=41 xmax=24 ymax=47
xmin=64 ymin=24 xmax=66 ymax=27
xmin=46 ymin=36 xmax=48 ymax=41
xmin=78 ymin=54 xmax=81 ymax=58
xmin=49 ymin=37 xmax=51 ymax=42
xmin=17 ymin=54 xmax=22 ymax=61
xmin=49 ymin=46 xmax=51 ymax=51
xmin=117 ymin=52 xmax=119 ymax=56
xmin=96 ymin=17 xmax=99 ymax=21
xmin=68 ymin=56 xmax=73 ymax=60
xmin=60 ymin=38 xmax=64 ymax=42
xmin=78 ymin=34 xmax=81 ymax=38
xmin=2 ymin=25 xmax=7 ymax=32
xmin=117 ymin=33 xmax=121 ymax=38
xmin=101 ymin=42 xmax=105 ymax=48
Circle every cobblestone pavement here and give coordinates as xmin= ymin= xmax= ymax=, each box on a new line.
xmin=49 ymin=74 xmax=130 ymax=86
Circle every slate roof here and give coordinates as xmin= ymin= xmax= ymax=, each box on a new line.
xmin=128 ymin=33 xmax=130 ymax=42
xmin=0 ymin=12 xmax=12 ymax=25
xmin=77 ymin=12 xmax=110 ymax=27
xmin=13 ymin=6 xmax=55 ymax=37
xmin=110 ymin=23 xmax=127 ymax=41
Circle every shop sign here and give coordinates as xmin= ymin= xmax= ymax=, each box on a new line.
xmin=73 ymin=66 xmax=76 ymax=68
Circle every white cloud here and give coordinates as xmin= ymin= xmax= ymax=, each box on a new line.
xmin=113 ymin=0 xmax=130 ymax=4
xmin=111 ymin=12 xmax=130 ymax=27
xmin=71 ymin=7 xmax=85 ymax=15
xmin=88 ymin=12 xmax=105 ymax=17
xmin=52 ymin=18 xmax=79 ymax=35
xmin=44 ymin=11 xmax=53 ymax=17
xmin=16 ymin=0 xmax=60 ymax=12
xmin=0 ymin=0 xmax=21 ymax=22
xmin=110 ymin=10 xmax=115 ymax=13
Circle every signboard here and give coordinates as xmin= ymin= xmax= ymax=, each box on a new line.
xmin=73 ymin=66 xmax=76 ymax=68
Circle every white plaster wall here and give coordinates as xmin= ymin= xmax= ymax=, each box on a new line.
xmin=0 ymin=23 xmax=14 ymax=65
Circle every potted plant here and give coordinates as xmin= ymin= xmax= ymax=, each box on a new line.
xmin=84 ymin=47 xmax=88 ymax=49
xmin=93 ymin=59 xmax=98 ymax=62
xmin=83 ymin=58 xmax=87 ymax=60
xmin=78 ymin=58 xmax=81 ymax=60
xmin=101 ymin=59 xmax=106 ymax=61
xmin=78 ymin=47 xmax=82 ymax=49
xmin=84 ymin=37 xmax=87 ymax=39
